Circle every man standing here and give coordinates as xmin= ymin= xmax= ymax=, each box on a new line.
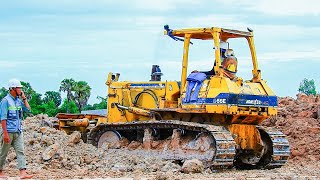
xmin=0 ymin=79 xmax=33 ymax=179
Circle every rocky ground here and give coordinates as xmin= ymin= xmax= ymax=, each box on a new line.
xmin=2 ymin=93 xmax=320 ymax=179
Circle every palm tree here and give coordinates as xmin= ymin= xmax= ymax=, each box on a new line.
xmin=72 ymin=81 xmax=91 ymax=112
xmin=59 ymin=78 xmax=75 ymax=113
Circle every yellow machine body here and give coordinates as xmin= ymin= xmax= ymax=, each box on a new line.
xmin=104 ymin=27 xmax=278 ymax=152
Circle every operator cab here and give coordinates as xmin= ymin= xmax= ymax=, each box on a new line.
xmin=164 ymin=25 xmax=260 ymax=95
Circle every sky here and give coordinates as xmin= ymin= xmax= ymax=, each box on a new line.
xmin=0 ymin=0 xmax=319 ymax=104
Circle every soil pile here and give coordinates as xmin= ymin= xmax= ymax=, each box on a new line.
xmin=262 ymin=93 xmax=320 ymax=163
xmin=9 ymin=114 xmax=172 ymax=178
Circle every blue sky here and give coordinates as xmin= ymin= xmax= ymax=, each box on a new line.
xmin=0 ymin=0 xmax=319 ymax=104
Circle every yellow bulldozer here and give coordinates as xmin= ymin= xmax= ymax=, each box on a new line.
xmin=55 ymin=25 xmax=290 ymax=169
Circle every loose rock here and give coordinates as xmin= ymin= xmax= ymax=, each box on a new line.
xmin=181 ymin=159 xmax=204 ymax=173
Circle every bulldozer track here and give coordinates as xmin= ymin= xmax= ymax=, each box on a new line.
xmin=90 ymin=120 xmax=236 ymax=168
xmin=258 ymin=127 xmax=290 ymax=168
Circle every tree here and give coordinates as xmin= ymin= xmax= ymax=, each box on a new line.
xmin=58 ymin=99 xmax=79 ymax=114
xmin=96 ymin=96 xmax=108 ymax=109
xmin=21 ymin=81 xmax=36 ymax=100
xmin=41 ymin=101 xmax=59 ymax=117
xmin=83 ymin=96 xmax=108 ymax=110
xmin=28 ymin=93 xmax=43 ymax=115
xmin=0 ymin=87 xmax=7 ymax=100
xmin=298 ymin=78 xmax=317 ymax=96
xmin=59 ymin=78 xmax=75 ymax=113
xmin=19 ymin=81 xmax=43 ymax=116
xmin=43 ymin=91 xmax=62 ymax=107
xmin=72 ymin=81 xmax=91 ymax=112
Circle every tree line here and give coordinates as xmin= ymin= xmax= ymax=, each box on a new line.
xmin=0 ymin=78 xmax=107 ymax=117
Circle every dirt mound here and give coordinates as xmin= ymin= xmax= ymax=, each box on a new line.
xmin=262 ymin=93 xmax=320 ymax=164
xmin=2 ymin=114 xmax=174 ymax=178
xmin=277 ymin=93 xmax=320 ymax=119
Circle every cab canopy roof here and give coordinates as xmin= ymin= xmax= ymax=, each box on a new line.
xmin=165 ymin=27 xmax=253 ymax=40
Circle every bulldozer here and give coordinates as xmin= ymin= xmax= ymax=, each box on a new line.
xmin=55 ymin=25 xmax=290 ymax=169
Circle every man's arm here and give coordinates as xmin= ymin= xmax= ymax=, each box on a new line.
xmin=0 ymin=99 xmax=8 ymax=122
xmin=20 ymin=91 xmax=30 ymax=112
xmin=21 ymin=99 xmax=30 ymax=112
xmin=0 ymin=99 xmax=10 ymax=143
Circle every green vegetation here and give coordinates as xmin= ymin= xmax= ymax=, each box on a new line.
xmin=72 ymin=81 xmax=91 ymax=112
xmin=43 ymin=91 xmax=62 ymax=107
xmin=0 ymin=87 xmax=7 ymax=100
xmin=298 ymin=78 xmax=317 ymax=96
xmin=0 ymin=79 xmax=107 ymax=117
xmin=58 ymin=99 xmax=79 ymax=114
xmin=59 ymin=78 xmax=76 ymax=113
xmin=83 ymin=96 xmax=108 ymax=110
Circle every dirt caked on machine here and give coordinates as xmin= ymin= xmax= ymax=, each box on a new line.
xmin=56 ymin=25 xmax=290 ymax=169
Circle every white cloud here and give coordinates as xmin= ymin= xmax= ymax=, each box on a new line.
xmin=3 ymin=14 xmax=167 ymax=35
xmin=216 ymin=0 xmax=320 ymax=16
xmin=0 ymin=60 xmax=35 ymax=68
xmin=9 ymin=0 xmax=115 ymax=10
xmin=185 ymin=15 xmax=248 ymax=30
xmin=0 ymin=61 xmax=19 ymax=68
xmin=11 ymin=0 xmax=200 ymax=12
xmin=133 ymin=0 xmax=199 ymax=11
xmin=11 ymin=0 xmax=317 ymax=16
xmin=259 ymin=49 xmax=320 ymax=62
xmin=132 ymin=16 xmax=167 ymax=29
xmin=252 ymin=0 xmax=320 ymax=16
xmin=179 ymin=13 xmax=320 ymax=37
